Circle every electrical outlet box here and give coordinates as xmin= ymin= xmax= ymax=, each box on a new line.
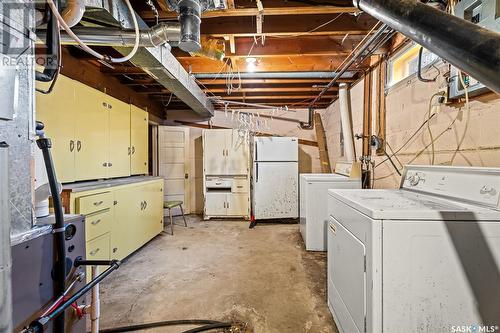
xmin=449 ymin=0 xmax=500 ymax=99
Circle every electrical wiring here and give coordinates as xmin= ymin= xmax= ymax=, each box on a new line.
xmin=425 ymin=92 xmax=445 ymax=165
xmin=449 ymin=72 xmax=470 ymax=164
xmin=374 ymin=113 xmax=437 ymax=169
xmin=270 ymin=13 xmax=344 ymax=38
xmin=46 ymin=0 xmax=140 ymax=63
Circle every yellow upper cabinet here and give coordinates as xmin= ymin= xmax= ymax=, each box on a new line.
xmin=74 ymin=83 xmax=109 ymax=181
xmin=36 ymin=75 xmax=76 ymax=183
xmin=36 ymin=75 xmax=149 ymax=183
xmin=108 ymin=96 xmax=131 ymax=178
xmin=130 ymin=105 xmax=149 ymax=175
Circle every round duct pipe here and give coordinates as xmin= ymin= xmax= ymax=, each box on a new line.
xmin=178 ymin=0 xmax=202 ymax=52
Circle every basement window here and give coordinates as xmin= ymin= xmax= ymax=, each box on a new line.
xmin=386 ymin=42 xmax=439 ymax=88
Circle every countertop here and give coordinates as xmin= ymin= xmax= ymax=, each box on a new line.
xmin=62 ymin=175 xmax=163 ymax=193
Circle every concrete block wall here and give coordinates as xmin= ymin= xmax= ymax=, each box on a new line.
xmin=319 ymin=63 xmax=500 ymax=189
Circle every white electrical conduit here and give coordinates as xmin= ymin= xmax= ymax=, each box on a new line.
xmin=339 ymin=83 xmax=356 ymax=163
xmin=46 ymin=0 xmax=140 ymax=63
xmin=60 ymin=0 xmax=85 ymax=27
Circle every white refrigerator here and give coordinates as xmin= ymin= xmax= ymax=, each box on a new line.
xmin=252 ymin=137 xmax=299 ymax=220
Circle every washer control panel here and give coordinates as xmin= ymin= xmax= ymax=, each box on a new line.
xmin=402 ymin=165 xmax=500 ymax=210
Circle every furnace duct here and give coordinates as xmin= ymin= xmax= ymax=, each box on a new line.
xmin=339 ymin=83 xmax=356 ymax=163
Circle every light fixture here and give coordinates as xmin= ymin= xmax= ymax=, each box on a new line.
xmin=246 ymin=57 xmax=258 ymax=72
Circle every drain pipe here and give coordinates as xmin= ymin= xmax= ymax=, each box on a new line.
xmin=37 ymin=22 xmax=181 ymax=47
xmin=299 ymin=107 xmax=315 ymax=129
xmin=339 ymin=83 xmax=356 ymax=162
xmin=353 ymin=0 xmax=500 ymax=94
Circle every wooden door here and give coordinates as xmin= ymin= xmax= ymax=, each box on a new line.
xmin=130 ymin=105 xmax=148 ymax=175
xmin=158 ymin=126 xmax=190 ymax=215
xmin=35 ymin=75 xmax=76 ymax=183
xmin=107 ymin=96 xmax=131 ymax=178
xmin=203 ymin=129 xmax=227 ymax=175
xmin=74 ymin=84 xmax=108 ymax=181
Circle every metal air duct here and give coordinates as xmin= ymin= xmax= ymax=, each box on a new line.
xmin=339 ymin=83 xmax=356 ymax=162
xmin=353 ymin=0 xmax=500 ymax=94
xmin=37 ymin=22 xmax=181 ymax=47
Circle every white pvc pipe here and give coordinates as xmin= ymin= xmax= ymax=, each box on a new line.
xmin=339 ymin=83 xmax=356 ymax=163
xmin=91 ymin=266 xmax=100 ymax=333
xmin=60 ymin=0 xmax=85 ymax=27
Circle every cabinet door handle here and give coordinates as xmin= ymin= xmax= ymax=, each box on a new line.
xmin=223 ymin=202 xmax=226 ymax=208
xmin=132 ymin=146 xmax=135 ymax=154
xmin=102 ymin=162 xmax=108 ymax=167
xmin=108 ymin=162 xmax=113 ymax=167
xmin=91 ymin=219 xmax=101 ymax=225
xmin=140 ymin=201 xmax=144 ymax=210
xmin=227 ymin=202 xmax=229 ymax=209
xmin=93 ymin=201 xmax=104 ymax=206
xmin=90 ymin=248 xmax=100 ymax=256
xmin=128 ymin=147 xmax=131 ymax=155
xmin=70 ymin=140 xmax=75 ymax=152
xmin=76 ymin=140 xmax=82 ymax=152
xmin=144 ymin=201 xmax=147 ymax=209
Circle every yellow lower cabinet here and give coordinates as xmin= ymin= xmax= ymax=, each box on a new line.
xmin=111 ymin=185 xmax=139 ymax=261
xmin=86 ymin=232 xmax=111 ymax=281
xmin=141 ymin=180 xmax=164 ymax=242
xmin=85 ymin=209 xmax=112 ymax=242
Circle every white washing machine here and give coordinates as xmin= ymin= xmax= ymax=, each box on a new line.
xmin=300 ymin=162 xmax=361 ymax=251
xmin=327 ymin=165 xmax=500 ymax=333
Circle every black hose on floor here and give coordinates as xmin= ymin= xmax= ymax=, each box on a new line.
xmin=182 ymin=322 xmax=233 ymax=333
xmin=98 ymin=319 xmax=233 ymax=333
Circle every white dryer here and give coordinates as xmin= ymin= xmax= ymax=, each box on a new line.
xmin=327 ymin=165 xmax=500 ymax=333
xmin=299 ymin=162 xmax=361 ymax=251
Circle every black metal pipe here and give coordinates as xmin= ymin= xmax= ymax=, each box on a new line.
xmin=299 ymin=107 xmax=315 ymax=129
xmin=354 ymin=0 xmax=500 ymax=93
xmin=35 ymin=121 xmax=66 ymax=333
xmin=26 ymin=261 xmax=121 ymax=333
xmin=309 ymin=24 xmax=390 ymax=107
xmin=73 ymin=258 xmax=118 ymax=267
xmin=35 ymin=2 xmax=59 ymax=82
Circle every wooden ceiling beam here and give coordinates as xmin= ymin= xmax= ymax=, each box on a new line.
xmin=139 ymin=6 xmax=359 ymax=20
xmin=173 ymin=35 xmax=359 ymax=58
xmin=178 ymin=55 xmax=368 ymax=73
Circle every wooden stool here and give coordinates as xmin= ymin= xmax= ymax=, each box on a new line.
xmin=164 ymin=200 xmax=187 ymax=235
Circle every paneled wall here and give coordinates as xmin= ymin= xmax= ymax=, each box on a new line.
xmin=319 ymin=63 xmax=500 ymax=189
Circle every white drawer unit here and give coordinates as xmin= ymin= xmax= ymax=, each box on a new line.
xmin=203 ymin=176 xmax=250 ymax=220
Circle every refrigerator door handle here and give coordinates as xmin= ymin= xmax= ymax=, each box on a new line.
xmin=256 ymin=163 xmax=258 ymax=183
xmin=255 ymin=142 xmax=258 ymax=161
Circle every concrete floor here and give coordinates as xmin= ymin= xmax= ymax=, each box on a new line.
xmin=99 ymin=215 xmax=338 ymax=333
